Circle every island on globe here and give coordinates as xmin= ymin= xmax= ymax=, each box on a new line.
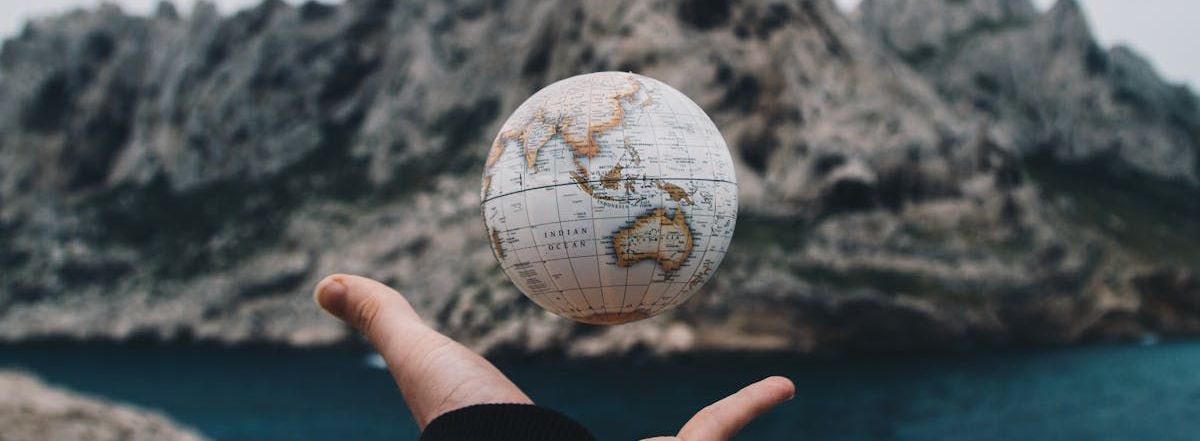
xmin=480 ymin=72 xmax=737 ymax=325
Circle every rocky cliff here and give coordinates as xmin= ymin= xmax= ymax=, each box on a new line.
xmin=859 ymin=0 xmax=1200 ymax=184
xmin=0 ymin=370 xmax=207 ymax=441
xmin=0 ymin=0 xmax=1197 ymax=356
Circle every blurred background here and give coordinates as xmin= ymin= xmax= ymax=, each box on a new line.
xmin=1 ymin=0 xmax=1198 ymax=439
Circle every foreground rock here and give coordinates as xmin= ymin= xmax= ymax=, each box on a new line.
xmin=0 ymin=370 xmax=207 ymax=441
xmin=0 ymin=0 xmax=1196 ymax=355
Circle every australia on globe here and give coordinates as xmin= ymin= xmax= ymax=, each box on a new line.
xmin=481 ymin=72 xmax=738 ymax=325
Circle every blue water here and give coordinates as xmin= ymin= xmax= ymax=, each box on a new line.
xmin=2 ymin=341 xmax=1199 ymax=440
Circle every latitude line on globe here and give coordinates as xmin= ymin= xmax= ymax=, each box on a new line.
xmin=481 ymin=177 xmax=736 ymax=205
xmin=493 ymin=209 xmax=722 ymax=235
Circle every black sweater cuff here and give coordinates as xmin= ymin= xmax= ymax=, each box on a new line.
xmin=420 ymin=403 xmax=596 ymax=441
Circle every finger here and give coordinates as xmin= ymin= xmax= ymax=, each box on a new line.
xmin=676 ymin=376 xmax=795 ymax=441
xmin=314 ymin=274 xmax=532 ymax=428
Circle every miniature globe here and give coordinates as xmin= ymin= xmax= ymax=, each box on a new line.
xmin=481 ymin=72 xmax=737 ymax=325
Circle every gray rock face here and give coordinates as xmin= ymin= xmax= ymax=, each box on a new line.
xmin=0 ymin=0 xmax=1196 ymax=356
xmin=859 ymin=0 xmax=1200 ymax=183
xmin=0 ymin=370 xmax=207 ymax=441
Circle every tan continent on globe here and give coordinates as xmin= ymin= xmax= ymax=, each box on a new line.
xmin=612 ymin=208 xmax=695 ymax=272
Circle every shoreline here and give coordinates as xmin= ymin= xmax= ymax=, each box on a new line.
xmin=0 ymin=333 xmax=1185 ymax=364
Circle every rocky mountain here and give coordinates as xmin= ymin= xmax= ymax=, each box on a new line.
xmin=0 ymin=370 xmax=207 ymax=441
xmin=859 ymin=0 xmax=1200 ymax=183
xmin=0 ymin=0 xmax=1196 ymax=356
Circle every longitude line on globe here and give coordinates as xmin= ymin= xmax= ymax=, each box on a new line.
xmin=583 ymin=81 xmax=609 ymax=316
xmin=553 ymin=151 xmax=590 ymax=316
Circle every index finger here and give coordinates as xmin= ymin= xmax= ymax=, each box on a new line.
xmin=314 ymin=274 xmax=532 ymax=428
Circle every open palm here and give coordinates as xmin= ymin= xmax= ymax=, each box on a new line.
xmin=314 ymin=274 xmax=794 ymax=440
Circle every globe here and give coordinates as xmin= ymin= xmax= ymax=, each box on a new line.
xmin=481 ymin=72 xmax=738 ymax=325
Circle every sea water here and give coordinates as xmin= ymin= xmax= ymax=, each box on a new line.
xmin=2 ymin=340 xmax=1198 ymax=440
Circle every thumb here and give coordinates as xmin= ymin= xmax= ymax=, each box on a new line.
xmin=314 ymin=273 xmax=426 ymax=337
xmin=676 ymin=376 xmax=795 ymax=441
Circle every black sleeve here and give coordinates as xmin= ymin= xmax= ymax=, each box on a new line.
xmin=419 ymin=403 xmax=596 ymax=441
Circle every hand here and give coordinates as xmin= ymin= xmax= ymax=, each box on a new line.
xmin=313 ymin=274 xmax=795 ymax=440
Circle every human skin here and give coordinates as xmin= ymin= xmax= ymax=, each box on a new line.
xmin=314 ymin=274 xmax=795 ymax=441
